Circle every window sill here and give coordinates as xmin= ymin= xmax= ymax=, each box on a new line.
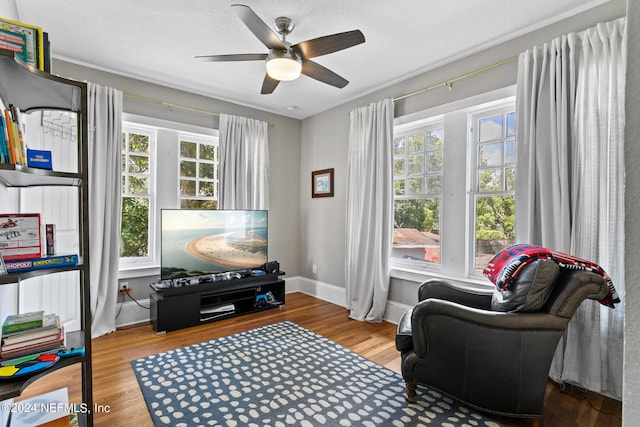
xmin=118 ymin=264 xmax=160 ymax=280
xmin=389 ymin=266 xmax=493 ymax=292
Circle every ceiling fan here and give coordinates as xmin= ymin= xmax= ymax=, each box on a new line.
xmin=195 ymin=4 xmax=365 ymax=94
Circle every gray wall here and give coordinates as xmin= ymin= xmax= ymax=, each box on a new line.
xmin=0 ymin=2 xmax=18 ymax=19
xmin=624 ymin=0 xmax=639 ymax=423
xmin=299 ymin=0 xmax=626 ymax=307
xmin=50 ymin=60 xmax=303 ymax=299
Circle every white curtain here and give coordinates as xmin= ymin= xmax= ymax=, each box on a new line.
xmin=218 ymin=113 xmax=269 ymax=210
xmin=516 ymin=18 xmax=626 ymax=398
xmin=87 ymin=82 xmax=123 ymax=338
xmin=345 ymin=98 xmax=394 ymax=322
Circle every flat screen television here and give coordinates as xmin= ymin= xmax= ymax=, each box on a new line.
xmin=161 ymin=209 xmax=268 ymax=280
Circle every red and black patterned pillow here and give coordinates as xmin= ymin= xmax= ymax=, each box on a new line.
xmin=483 ymin=243 xmax=620 ymax=309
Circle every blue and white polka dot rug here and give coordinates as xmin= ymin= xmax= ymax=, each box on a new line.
xmin=132 ymin=321 xmax=501 ymax=426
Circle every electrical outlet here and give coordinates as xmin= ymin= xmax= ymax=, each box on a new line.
xmin=312 ymin=264 xmax=317 ymax=274
xmin=119 ymin=281 xmax=131 ymax=293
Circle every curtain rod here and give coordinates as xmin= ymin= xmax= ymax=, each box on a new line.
xmin=123 ymin=92 xmax=275 ymax=127
xmin=393 ymin=56 xmax=518 ymax=102
xmin=125 ymin=56 xmax=518 ymax=121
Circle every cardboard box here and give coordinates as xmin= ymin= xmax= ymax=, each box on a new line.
xmin=0 ymin=214 xmax=41 ymax=261
xmin=4 ymin=254 xmax=79 ymax=273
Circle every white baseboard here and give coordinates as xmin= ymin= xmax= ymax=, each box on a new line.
xmin=115 ymin=277 xmax=411 ymax=329
xmin=116 ymin=298 xmax=150 ymax=328
xmin=286 ymin=276 xmax=347 ymax=308
xmin=383 ymin=300 xmax=411 ymax=325
xmin=286 ymin=276 xmax=409 ymax=325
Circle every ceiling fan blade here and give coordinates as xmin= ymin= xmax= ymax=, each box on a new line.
xmin=301 ymin=59 xmax=349 ymax=88
xmin=261 ymin=74 xmax=280 ymax=94
xmin=293 ymin=30 xmax=365 ymax=59
xmin=231 ymin=4 xmax=285 ymax=50
xmin=195 ymin=53 xmax=268 ymax=62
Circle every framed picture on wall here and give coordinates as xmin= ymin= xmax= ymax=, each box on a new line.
xmin=312 ymin=168 xmax=334 ymax=198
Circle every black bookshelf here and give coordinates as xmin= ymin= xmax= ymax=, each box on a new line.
xmin=0 ymin=48 xmax=93 ymax=425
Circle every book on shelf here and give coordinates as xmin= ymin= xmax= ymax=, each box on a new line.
xmin=0 ymin=28 xmax=28 ymax=63
xmin=3 ymin=254 xmax=79 ymax=273
xmin=2 ymin=108 xmax=16 ymax=164
xmin=2 ymin=310 xmax=45 ymax=335
xmin=42 ymin=31 xmax=51 ymax=73
xmin=0 ymin=104 xmax=27 ymax=166
xmin=1 ymin=329 xmax=63 ymax=352
xmin=0 ymin=113 xmax=9 ymax=164
xmin=1 ymin=314 xmax=60 ymax=344
xmin=0 ymin=103 xmax=54 ymax=168
xmin=0 ymin=334 xmax=64 ymax=359
xmin=0 ymin=313 xmax=64 ymax=359
xmin=10 ymin=104 xmax=27 ymax=165
xmin=0 ymin=17 xmax=45 ymax=71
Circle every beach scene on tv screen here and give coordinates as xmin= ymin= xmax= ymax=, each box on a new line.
xmin=161 ymin=210 xmax=267 ymax=279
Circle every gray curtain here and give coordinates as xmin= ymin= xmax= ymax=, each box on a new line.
xmin=345 ymin=98 xmax=394 ymax=322
xmin=515 ymin=18 xmax=626 ymax=398
xmin=87 ymin=82 xmax=123 ymax=338
xmin=218 ymin=113 xmax=269 ymax=210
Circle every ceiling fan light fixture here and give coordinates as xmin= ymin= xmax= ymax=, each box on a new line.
xmin=266 ymin=49 xmax=302 ymax=81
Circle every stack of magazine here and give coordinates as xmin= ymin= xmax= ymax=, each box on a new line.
xmin=1 ymin=310 xmax=63 ymax=359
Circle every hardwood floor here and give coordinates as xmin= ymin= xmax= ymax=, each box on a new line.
xmin=18 ymin=292 xmax=621 ymax=426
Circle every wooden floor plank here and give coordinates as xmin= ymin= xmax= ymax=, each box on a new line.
xmin=15 ymin=292 xmax=621 ymax=426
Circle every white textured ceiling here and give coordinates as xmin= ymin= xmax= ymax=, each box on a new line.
xmin=15 ymin=0 xmax=609 ymax=119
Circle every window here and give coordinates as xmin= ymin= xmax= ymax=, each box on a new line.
xmin=469 ymin=106 xmax=516 ymax=271
xmin=120 ymin=124 xmax=156 ymax=264
xmin=390 ymin=88 xmax=516 ymax=283
xmin=178 ymin=133 xmax=218 ymax=209
xmin=392 ymin=120 xmax=444 ymax=266
xmin=119 ymin=116 xmax=218 ymax=275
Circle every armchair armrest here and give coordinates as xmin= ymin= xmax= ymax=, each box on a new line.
xmin=418 ymin=279 xmax=493 ymax=309
xmin=397 ymin=280 xmax=494 ymax=353
xmin=395 ymin=307 xmax=414 ymax=352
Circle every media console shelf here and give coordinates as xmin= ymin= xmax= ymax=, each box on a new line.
xmin=150 ymin=273 xmax=285 ymax=333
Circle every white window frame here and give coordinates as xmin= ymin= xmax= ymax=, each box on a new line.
xmin=392 ymin=116 xmax=445 ymax=272
xmin=390 ymin=86 xmax=516 ymax=287
xmin=466 ymin=99 xmax=516 ymax=277
xmin=177 ymin=131 xmax=219 ymax=209
xmin=118 ymin=113 xmax=219 ymax=279
xmin=119 ymin=122 xmax=157 ymax=270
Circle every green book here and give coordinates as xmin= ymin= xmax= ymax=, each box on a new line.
xmin=2 ymin=310 xmax=45 ymax=335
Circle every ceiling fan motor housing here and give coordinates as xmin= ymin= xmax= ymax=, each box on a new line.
xmin=266 ymin=43 xmax=302 ymax=81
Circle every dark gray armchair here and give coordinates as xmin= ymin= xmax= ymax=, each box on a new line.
xmin=395 ymin=260 xmax=609 ymax=420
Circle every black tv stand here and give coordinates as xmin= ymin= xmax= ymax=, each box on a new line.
xmin=149 ymin=272 xmax=285 ymax=333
